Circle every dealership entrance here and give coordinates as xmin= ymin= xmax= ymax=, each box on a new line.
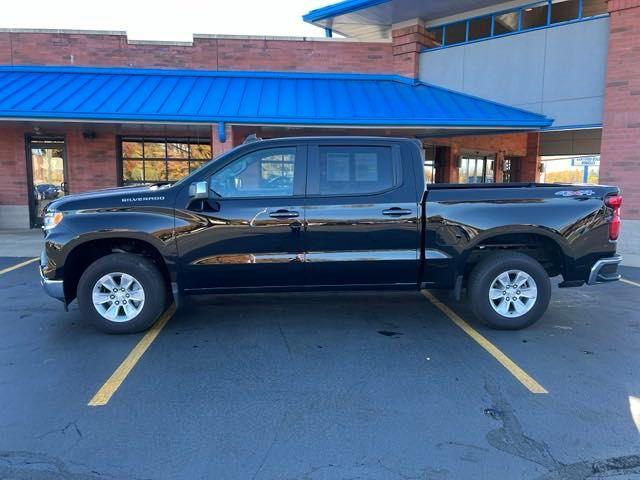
xmin=26 ymin=136 xmax=67 ymax=228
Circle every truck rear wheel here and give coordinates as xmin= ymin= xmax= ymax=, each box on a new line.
xmin=468 ymin=252 xmax=551 ymax=330
xmin=77 ymin=253 xmax=167 ymax=334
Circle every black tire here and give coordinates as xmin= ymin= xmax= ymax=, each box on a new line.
xmin=468 ymin=252 xmax=551 ymax=330
xmin=77 ymin=253 xmax=168 ymax=334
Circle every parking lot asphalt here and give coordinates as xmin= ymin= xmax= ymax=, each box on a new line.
xmin=1 ymin=257 xmax=639 ymax=480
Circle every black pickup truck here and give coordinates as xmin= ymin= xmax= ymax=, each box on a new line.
xmin=40 ymin=136 xmax=622 ymax=333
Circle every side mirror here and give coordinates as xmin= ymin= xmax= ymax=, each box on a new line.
xmin=188 ymin=181 xmax=208 ymax=200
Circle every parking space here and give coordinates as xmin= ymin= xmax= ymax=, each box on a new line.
xmin=1 ymin=257 xmax=639 ymax=479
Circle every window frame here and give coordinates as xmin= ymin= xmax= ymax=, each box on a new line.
xmin=206 ymin=144 xmax=307 ymax=200
xmin=306 ymin=144 xmax=403 ymax=198
xmin=118 ymin=136 xmax=213 ymax=186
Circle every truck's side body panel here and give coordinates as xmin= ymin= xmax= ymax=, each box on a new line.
xmin=421 ymin=185 xmax=617 ymax=288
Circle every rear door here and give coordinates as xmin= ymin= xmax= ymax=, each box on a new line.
xmin=304 ymin=141 xmax=420 ymax=287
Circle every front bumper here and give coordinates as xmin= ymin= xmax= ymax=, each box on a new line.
xmin=39 ymin=253 xmax=65 ymax=302
xmin=587 ymin=255 xmax=622 ymax=285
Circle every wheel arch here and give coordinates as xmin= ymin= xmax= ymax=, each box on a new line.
xmin=458 ymin=226 xmax=569 ymax=282
xmin=62 ymin=235 xmax=173 ymax=304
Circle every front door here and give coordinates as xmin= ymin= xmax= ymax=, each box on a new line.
xmin=304 ymin=142 xmax=420 ymax=287
xmin=178 ymin=144 xmax=307 ymax=291
xmin=26 ymin=137 xmax=68 ymax=227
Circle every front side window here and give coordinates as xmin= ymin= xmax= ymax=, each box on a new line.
xmin=120 ymin=137 xmax=212 ymax=185
xmin=210 ymin=147 xmax=296 ymax=198
xmin=313 ymin=146 xmax=399 ymax=196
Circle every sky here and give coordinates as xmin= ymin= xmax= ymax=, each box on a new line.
xmin=0 ymin=0 xmax=331 ymax=41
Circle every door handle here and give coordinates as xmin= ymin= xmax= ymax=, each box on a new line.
xmin=269 ymin=209 xmax=299 ymax=219
xmin=382 ymin=208 xmax=412 ymax=217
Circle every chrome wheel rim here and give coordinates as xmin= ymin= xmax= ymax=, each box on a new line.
xmin=92 ymin=272 xmax=145 ymax=322
xmin=489 ymin=270 xmax=537 ymax=318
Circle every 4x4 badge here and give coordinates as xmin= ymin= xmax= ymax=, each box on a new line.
xmin=554 ymin=190 xmax=595 ymax=197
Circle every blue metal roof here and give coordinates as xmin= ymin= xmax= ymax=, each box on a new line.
xmin=0 ymin=66 xmax=552 ymax=129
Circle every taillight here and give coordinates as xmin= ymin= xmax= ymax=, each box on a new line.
xmin=605 ymin=195 xmax=622 ymax=241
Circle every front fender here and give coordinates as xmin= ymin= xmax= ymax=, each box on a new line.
xmin=42 ymin=206 xmax=178 ymax=282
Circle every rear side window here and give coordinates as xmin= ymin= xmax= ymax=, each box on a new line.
xmin=312 ymin=146 xmax=400 ymax=196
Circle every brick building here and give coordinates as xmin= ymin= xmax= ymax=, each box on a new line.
xmin=0 ymin=0 xmax=637 ymax=257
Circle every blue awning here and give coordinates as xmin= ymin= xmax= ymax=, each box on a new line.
xmin=0 ymin=66 xmax=552 ymax=129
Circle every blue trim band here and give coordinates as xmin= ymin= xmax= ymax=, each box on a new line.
xmin=0 ymin=111 xmax=551 ymax=128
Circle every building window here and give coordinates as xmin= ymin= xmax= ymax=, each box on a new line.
xmin=503 ymin=158 xmax=517 ymax=183
xmin=120 ymin=137 xmax=212 ymax=185
xmin=423 ymin=0 xmax=608 ymax=50
xmin=551 ymin=0 xmax=580 ymax=24
xmin=426 ymin=26 xmax=443 ymax=47
xmin=521 ymin=2 xmax=549 ymax=30
xmin=540 ymin=155 xmax=599 ymax=183
xmin=444 ymin=21 xmax=467 ymax=45
xmin=581 ymin=0 xmax=607 ymax=17
xmin=468 ymin=16 xmax=492 ymax=41
xmin=459 ymin=154 xmax=495 ymax=184
xmin=493 ymin=11 xmax=520 ymax=35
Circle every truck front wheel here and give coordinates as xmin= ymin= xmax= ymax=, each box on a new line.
xmin=468 ymin=252 xmax=551 ymax=330
xmin=77 ymin=253 xmax=168 ymax=334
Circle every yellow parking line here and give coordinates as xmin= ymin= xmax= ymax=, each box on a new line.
xmin=88 ymin=303 xmax=176 ymax=407
xmin=421 ymin=290 xmax=548 ymax=394
xmin=0 ymin=257 xmax=39 ymax=276
xmin=621 ymin=278 xmax=640 ymax=288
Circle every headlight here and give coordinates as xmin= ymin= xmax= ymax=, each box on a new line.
xmin=43 ymin=211 xmax=64 ymax=230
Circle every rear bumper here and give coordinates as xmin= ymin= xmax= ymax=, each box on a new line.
xmin=587 ymin=255 xmax=622 ymax=285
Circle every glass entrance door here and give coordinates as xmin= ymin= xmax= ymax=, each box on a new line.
xmin=27 ymin=137 xmax=67 ymax=227
xmin=458 ymin=153 xmax=495 ymax=183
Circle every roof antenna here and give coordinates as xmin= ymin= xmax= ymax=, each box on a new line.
xmin=243 ymin=133 xmax=262 ymax=144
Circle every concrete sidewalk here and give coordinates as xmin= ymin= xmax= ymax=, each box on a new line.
xmin=0 ymin=229 xmax=43 ymax=258
xmin=0 ymin=228 xmax=638 ymax=266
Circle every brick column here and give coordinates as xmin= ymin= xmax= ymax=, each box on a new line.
xmin=211 ymin=123 xmax=235 ymax=156
xmin=519 ymin=133 xmax=541 ymax=182
xmin=66 ymin=128 xmax=118 ymax=193
xmin=600 ymin=0 xmax=640 ymax=219
xmin=391 ymin=21 xmax=437 ymax=78
xmin=441 ymin=145 xmax=460 ymax=183
xmin=495 ymin=152 xmax=505 ymax=183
